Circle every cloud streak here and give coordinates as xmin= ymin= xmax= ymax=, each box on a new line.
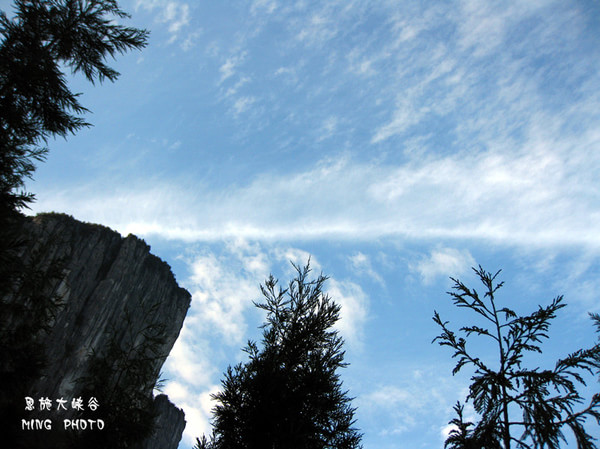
xmin=33 ymin=135 xmax=600 ymax=251
xmin=32 ymin=0 xmax=599 ymax=254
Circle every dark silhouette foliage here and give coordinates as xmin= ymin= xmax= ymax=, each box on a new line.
xmin=0 ymin=0 xmax=148 ymax=214
xmin=0 ymin=236 xmax=65 ymax=448
xmin=434 ymin=266 xmax=600 ymax=449
xmin=197 ymin=262 xmax=363 ymax=449
xmin=0 ymin=1 xmax=148 ymax=447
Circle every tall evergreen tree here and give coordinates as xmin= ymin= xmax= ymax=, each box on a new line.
xmin=0 ymin=0 xmax=148 ymax=214
xmin=197 ymin=262 xmax=363 ymax=449
xmin=434 ymin=266 xmax=600 ymax=449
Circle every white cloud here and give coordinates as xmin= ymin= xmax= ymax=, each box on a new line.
xmin=274 ymin=247 xmax=318 ymax=271
xmin=349 ymin=252 xmax=384 ymax=286
xmin=232 ymin=96 xmax=256 ymax=116
xmin=412 ymin=247 xmax=476 ymax=285
xmin=251 ymin=0 xmax=277 ymax=15
xmin=371 ymin=96 xmax=427 ymax=143
xmin=362 ymin=385 xmax=418 ymax=410
xmin=225 ymin=76 xmax=251 ymax=97
xmin=274 ymin=66 xmax=293 ymax=76
xmin=181 ymin=30 xmax=202 ymax=51
xmin=162 ymin=2 xmax=190 ymax=35
xmin=353 ymin=365 xmax=475 ymax=443
xmin=33 ymin=138 xmax=600 ymax=252
xmin=274 ymin=65 xmax=302 ymax=88
xmin=327 ymin=279 xmax=369 ymax=349
xmin=317 ymin=116 xmax=339 ymax=141
xmin=219 ymin=53 xmax=246 ymax=84
xmin=456 ymin=0 xmax=510 ymax=57
xmin=135 ymin=0 xmax=191 ymax=44
xmin=347 ymin=47 xmax=378 ymax=77
xmin=166 ymin=333 xmax=214 ymax=387
xmin=167 ymin=140 xmax=181 ymax=150
xmin=358 ymin=372 xmax=462 ymax=437
xmin=296 ymin=13 xmax=338 ymax=46
xmin=216 ymin=53 xmax=257 ymax=117
xmin=174 ymin=388 xmax=220 ymax=447
xmin=186 ymin=251 xmax=265 ymax=344
xmin=163 ymin=381 xmax=188 ymax=402
xmin=456 ymin=0 xmax=551 ymax=57
xmin=162 ymin=243 xmax=273 ymax=445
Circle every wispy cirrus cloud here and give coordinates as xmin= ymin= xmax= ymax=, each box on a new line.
xmin=219 ymin=52 xmax=246 ymax=84
xmin=250 ymin=0 xmax=278 ymax=15
xmin=349 ymin=252 xmax=384 ymax=287
xmin=31 ymin=1 xmax=600 ymax=256
xmin=411 ymin=247 xmax=476 ymax=285
xmin=357 ymin=367 xmax=469 ymax=441
xmin=134 ymin=0 xmax=192 ymax=44
xmin=33 ymin=131 xmax=600 ymax=251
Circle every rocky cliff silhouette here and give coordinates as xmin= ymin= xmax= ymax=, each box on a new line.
xmin=1 ymin=212 xmax=190 ymax=448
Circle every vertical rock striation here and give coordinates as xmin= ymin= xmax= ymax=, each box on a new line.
xmin=5 ymin=212 xmax=190 ymax=449
xmin=142 ymin=395 xmax=187 ymax=449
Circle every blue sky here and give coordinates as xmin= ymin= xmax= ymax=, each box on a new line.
xmin=7 ymin=0 xmax=600 ymax=447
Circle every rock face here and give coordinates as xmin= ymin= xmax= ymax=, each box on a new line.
xmin=6 ymin=213 xmax=190 ymax=449
xmin=142 ymin=395 xmax=187 ymax=449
